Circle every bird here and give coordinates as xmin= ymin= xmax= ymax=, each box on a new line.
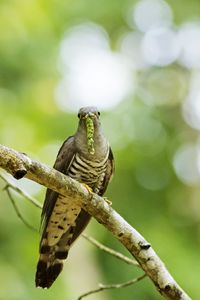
xmin=35 ymin=106 xmax=114 ymax=288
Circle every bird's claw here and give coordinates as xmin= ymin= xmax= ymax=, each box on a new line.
xmin=82 ymin=183 xmax=93 ymax=193
xmin=81 ymin=184 xmax=112 ymax=206
xmin=103 ymin=197 xmax=112 ymax=206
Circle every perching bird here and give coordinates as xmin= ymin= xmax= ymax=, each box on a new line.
xmin=35 ymin=106 xmax=114 ymax=288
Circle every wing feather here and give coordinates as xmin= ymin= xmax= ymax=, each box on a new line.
xmin=40 ymin=136 xmax=75 ymax=239
xmin=98 ymin=147 xmax=114 ymax=196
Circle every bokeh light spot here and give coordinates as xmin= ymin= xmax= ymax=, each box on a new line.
xmin=55 ymin=23 xmax=134 ymax=112
xmin=178 ymin=23 xmax=200 ymax=69
xmin=182 ymin=72 xmax=200 ymax=130
xmin=128 ymin=0 xmax=173 ymax=32
xmin=142 ymin=27 xmax=180 ymax=66
xmin=173 ymin=144 xmax=200 ymax=185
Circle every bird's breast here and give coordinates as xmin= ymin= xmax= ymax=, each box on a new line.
xmin=66 ymin=152 xmax=109 ymax=193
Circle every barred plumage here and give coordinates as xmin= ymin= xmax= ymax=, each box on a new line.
xmin=68 ymin=152 xmax=109 ymax=191
xmin=35 ymin=107 xmax=114 ymax=288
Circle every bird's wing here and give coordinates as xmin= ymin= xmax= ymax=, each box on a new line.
xmin=99 ymin=147 xmax=115 ymax=196
xmin=40 ymin=136 xmax=75 ymax=238
xmin=36 ymin=136 xmax=79 ymax=288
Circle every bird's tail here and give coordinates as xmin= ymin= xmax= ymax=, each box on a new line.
xmin=36 ymin=255 xmax=63 ymax=288
xmin=35 ymin=233 xmax=70 ymax=288
xmin=35 ymin=210 xmax=91 ymax=288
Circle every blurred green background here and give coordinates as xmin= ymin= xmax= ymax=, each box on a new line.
xmin=0 ymin=0 xmax=200 ymax=299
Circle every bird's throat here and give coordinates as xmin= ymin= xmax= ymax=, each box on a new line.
xmin=85 ymin=117 xmax=95 ymax=155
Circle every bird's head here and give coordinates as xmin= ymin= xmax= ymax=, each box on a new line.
xmin=77 ymin=106 xmax=100 ymax=121
xmin=77 ymin=106 xmax=101 ymax=155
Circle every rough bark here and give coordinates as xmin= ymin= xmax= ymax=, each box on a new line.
xmin=0 ymin=144 xmax=191 ymax=300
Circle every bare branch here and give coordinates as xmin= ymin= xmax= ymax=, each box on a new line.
xmin=77 ymin=274 xmax=146 ymax=300
xmin=82 ymin=234 xmax=139 ymax=267
xmin=0 ymin=144 xmax=191 ymax=300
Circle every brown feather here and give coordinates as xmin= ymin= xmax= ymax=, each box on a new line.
xmin=35 ymin=112 xmax=114 ymax=288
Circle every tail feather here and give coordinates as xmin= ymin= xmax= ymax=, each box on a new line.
xmin=35 ymin=235 xmax=70 ymax=288
xmin=35 ymin=209 xmax=91 ymax=288
xmin=36 ymin=257 xmax=63 ymax=288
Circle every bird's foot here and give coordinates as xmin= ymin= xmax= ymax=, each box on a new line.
xmin=81 ymin=183 xmax=93 ymax=194
xmin=103 ymin=197 xmax=112 ymax=206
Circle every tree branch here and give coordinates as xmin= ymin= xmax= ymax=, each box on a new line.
xmin=77 ymin=274 xmax=147 ymax=300
xmin=0 ymin=144 xmax=191 ymax=300
xmin=82 ymin=234 xmax=139 ymax=267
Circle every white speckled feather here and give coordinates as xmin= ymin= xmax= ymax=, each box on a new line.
xmin=47 ymin=195 xmax=81 ymax=246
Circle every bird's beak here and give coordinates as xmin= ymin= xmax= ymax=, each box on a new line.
xmin=85 ymin=112 xmax=95 ymax=119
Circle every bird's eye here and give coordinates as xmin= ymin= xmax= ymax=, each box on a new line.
xmin=97 ymin=111 xmax=100 ymax=116
xmin=78 ymin=113 xmax=81 ymax=119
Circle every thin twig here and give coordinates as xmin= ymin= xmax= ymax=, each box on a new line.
xmin=5 ymin=187 xmax=38 ymax=232
xmin=77 ymin=274 xmax=146 ymax=300
xmin=82 ymin=234 xmax=139 ymax=267
xmin=0 ymin=173 xmax=42 ymax=209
